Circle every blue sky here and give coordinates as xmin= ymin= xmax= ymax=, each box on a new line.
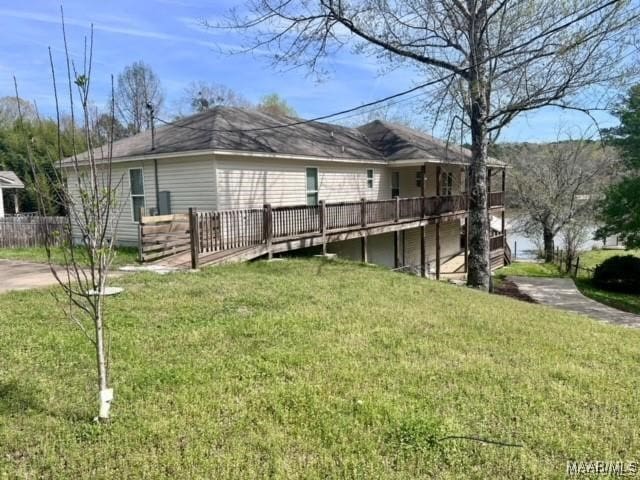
xmin=0 ymin=0 xmax=619 ymax=142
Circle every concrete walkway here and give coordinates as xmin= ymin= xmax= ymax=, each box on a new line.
xmin=0 ymin=259 xmax=62 ymax=293
xmin=508 ymin=276 xmax=640 ymax=328
xmin=0 ymin=260 xmax=132 ymax=294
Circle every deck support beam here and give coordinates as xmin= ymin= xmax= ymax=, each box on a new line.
xmin=464 ymin=217 xmax=469 ymax=273
xmin=394 ymin=231 xmax=400 ymax=269
xmin=420 ymin=225 xmax=426 ymax=277
xmin=435 ymin=221 xmax=441 ymax=280
xmin=361 ymin=234 xmax=368 ymax=263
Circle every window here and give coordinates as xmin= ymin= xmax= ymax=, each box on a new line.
xmin=440 ymin=171 xmax=454 ymax=196
xmin=129 ymin=168 xmax=145 ymax=222
xmin=391 ymin=171 xmax=400 ymax=198
xmin=415 ymin=171 xmax=423 ymax=188
xmin=366 ymin=169 xmax=374 ymax=189
xmin=306 ymin=167 xmax=318 ymax=206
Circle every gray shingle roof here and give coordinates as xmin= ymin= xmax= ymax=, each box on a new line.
xmin=358 ymin=120 xmax=474 ymax=164
xmin=0 ymin=171 xmax=24 ymax=189
xmin=84 ymin=107 xmax=383 ymax=161
xmin=71 ymin=107 xmax=504 ymax=166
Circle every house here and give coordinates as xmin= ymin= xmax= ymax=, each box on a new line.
xmin=0 ymin=171 xmax=24 ymax=218
xmin=65 ymin=107 xmax=507 ymax=275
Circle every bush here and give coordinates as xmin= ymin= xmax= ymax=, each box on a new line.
xmin=592 ymin=255 xmax=640 ymax=294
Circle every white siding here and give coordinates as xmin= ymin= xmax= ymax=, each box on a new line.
xmin=215 ymin=156 xmax=391 ymax=209
xmin=155 ymin=156 xmax=216 ymax=213
xmin=66 ymin=155 xmax=216 ymax=245
xmin=327 ymin=232 xmax=395 ymax=268
xmin=389 ymin=165 xmax=465 ymax=198
xmin=403 ymin=220 xmax=462 ymax=272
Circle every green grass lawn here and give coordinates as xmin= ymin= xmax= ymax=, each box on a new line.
xmin=494 ymin=261 xmax=563 ymax=280
xmin=2 ymin=258 xmax=640 ymax=478
xmin=0 ymin=246 xmax=139 ymax=267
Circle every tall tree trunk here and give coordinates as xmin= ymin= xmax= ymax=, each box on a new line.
xmin=543 ymin=226 xmax=554 ymax=263
xmin=465 ymin=1 xmax=491 ymax=291
xmin=467 ymin=103 xmax=491 ymax=290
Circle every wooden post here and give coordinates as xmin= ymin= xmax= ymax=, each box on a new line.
xmin=395 ymin=196 xmax=400 ymax=222
xmin=319 ymin=200 xmax=327 ymax=255
xmin=436 ymin=165 xmax=441 ymax=196
xmin=264 ymin=203 xmax=273 ymax=260
xmin=501 ymin=168 xmax=506 ymax=192
xmin=435 ymin=221 xmax=441 ymax=280
xmin=487 ymin=167 xmax=492 ymax=194
xmin=360 ymin=197 xmax=367 ymax=227
xmin=137 ymin=208 xmax=144 ymax=263
xmin=188 ymin=207 xmax=199 ymax=270
xmin=574 ymin=256 xmax=580 ymax=278
xmin=420 ymin=163 xmax=427 ymax=218
xmin=361 ymin=234 xmax=368 ymax=263
xmin=501 ymin=210 xmax=505 ymax=247
xmin=394 ymin=231 xmax=400 ymax=268
xmin=420 ymin=225 xmax=426 ymax=277
xmin=13 ymin=191 xmax=19 ymax=214
xmin=464 ymin=218 xmax=469 ymax=273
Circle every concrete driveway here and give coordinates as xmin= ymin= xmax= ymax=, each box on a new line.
xmin=0 ymin=259 xmax=67 ymax=293
xmin=508 ymin=276 xmax=640 ymax=328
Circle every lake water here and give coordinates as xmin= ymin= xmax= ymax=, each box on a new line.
xmin=504 ymin=215 xmax=618 ymax=260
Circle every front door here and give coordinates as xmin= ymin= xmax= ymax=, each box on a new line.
xmin=391 ymin=171 xmax=400 ymax=198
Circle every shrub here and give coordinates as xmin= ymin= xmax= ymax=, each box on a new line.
xmin=592 ymin=255 xmax=640 ymax=294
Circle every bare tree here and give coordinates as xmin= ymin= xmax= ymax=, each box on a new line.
xmin=220 ymin=0 xmax=639 ymax=289
xmin=562 ymin=216 xmax=593 ymax=273
xmin=16 ymin=20 xmax=125 ymax=421
xmin=115 ymin=61 xmax=164 ymax=134
xmin=508 ymin=137 xmax=617 ymax=262
xmin=181 ymin=80 xmax=251 ymax=114
xmin=0 ymin=96 xmax=37 ymax=126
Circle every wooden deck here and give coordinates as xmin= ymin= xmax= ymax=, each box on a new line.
xmin=142 ymin=193 xmax=508 ymax=273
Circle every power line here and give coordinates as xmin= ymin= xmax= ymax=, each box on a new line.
xmin=153 ymin=0 xmax=633 ymax=136
xmin=154 ymin=72 xmax=457 ymax=134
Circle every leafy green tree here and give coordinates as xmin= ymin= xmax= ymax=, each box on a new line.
xmin=0 ymin=117 xmax=83 ymax=214
xmin=257 ymin=93 xmax=297 ymax=117
xmin=597 ymin=86 xmax=640 ymax=248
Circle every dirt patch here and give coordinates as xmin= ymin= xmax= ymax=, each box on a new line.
xmin=493 ymin=278 xmax=536 ymax=303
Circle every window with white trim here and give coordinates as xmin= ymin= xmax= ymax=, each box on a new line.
xmin=366 ymin=169 xmax=374 ymax=189
xmin=306 ymin=167 xmax=318 ymax=206
xmin=129 ymin=168 xmax=145 ymax=222
xmin=440 ymin=171 xmax=454 ymax=196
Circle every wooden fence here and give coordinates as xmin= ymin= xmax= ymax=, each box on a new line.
xmin=551 ymin=248 xmax=596 ymax=278
xmin=138 ymin=213 xmax=191 ymax=262
xmin=0 ymin=216 xmax=68 ymax=248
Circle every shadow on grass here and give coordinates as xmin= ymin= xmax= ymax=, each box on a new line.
xmin=0 ymin=380 xmax=44 ymax=415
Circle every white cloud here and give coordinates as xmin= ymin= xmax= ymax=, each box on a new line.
xmin=0 ymin=8 xmax=240 ymax=50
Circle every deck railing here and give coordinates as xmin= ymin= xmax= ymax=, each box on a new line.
xmin=490 ymin=234 xmax=505 ymax=252
xmin=489 ymin=191 xmax=505 ymax=208
xmin=139 ymin=192 xmax=505 ymax=266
